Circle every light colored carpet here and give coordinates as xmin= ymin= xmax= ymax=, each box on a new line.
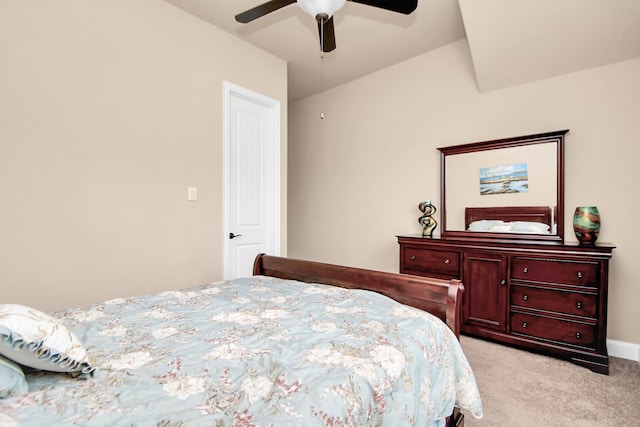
xmin=459 ymin=336 xmax=640 ymax=427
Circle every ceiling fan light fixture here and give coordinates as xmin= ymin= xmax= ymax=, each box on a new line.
xmin=297 ymin=0 xmax=346 ymax=19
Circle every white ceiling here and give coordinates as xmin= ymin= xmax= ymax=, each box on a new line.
xmin=164 ymin=0 xmax=640 ymax=102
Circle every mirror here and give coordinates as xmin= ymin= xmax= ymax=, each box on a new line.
xmin=438 ymin=130 xmax=567 ymax=242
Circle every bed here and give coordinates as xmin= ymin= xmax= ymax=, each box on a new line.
xmin=465 ymin=206 xmax=553 ymax=234
xmin=0 ymin=254 xmax=482 ymax=427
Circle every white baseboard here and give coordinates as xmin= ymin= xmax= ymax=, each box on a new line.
xmin=607 ymin=339 xmax=640 ymax=362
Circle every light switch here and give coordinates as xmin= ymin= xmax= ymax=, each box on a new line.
xmin=188 ymin=186 xmax=197 ymax=201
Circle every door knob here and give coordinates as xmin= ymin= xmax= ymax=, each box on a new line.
xmin=229 ymin=232 xmax=243 ymax=239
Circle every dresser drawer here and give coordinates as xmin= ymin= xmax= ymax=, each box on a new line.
xmin=511 ymin=312 xmax=596 ymax=349
xmin=402 ymin=247 xmax=460 ymax=278
xmin=511 ymin=285 xmax=598 ymax=318
xmin=511 ymin=257 xmax=599 ymax=287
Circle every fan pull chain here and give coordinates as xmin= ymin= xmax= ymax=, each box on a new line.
xmin=320 ymin=54 xmax=325 ymax=120
xmin=319 ymin=16 xmax=325 ymax=120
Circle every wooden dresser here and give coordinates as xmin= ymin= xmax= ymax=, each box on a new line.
xmin=397 ymin=235 xmax=615 ymax=374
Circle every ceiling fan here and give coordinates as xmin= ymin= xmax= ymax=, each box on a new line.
xmin=235 ymin=0 xmax=418 ymax=53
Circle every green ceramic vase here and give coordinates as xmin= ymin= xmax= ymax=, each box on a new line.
xmin=573 ymin=206 xmax=600 ymax=245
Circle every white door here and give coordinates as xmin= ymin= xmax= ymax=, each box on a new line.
xmin=223 ymin=82 xmax=281 ymax=280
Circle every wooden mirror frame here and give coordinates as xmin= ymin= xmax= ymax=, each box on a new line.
xmin=438 ymin=130 xmax=567 ymax=242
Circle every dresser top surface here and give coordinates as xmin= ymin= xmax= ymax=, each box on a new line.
xmin=397 ymin=234 xmax=615 ymax=256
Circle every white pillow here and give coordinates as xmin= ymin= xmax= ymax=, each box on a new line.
xmin=0 ymin=304 xmax=94 ymax=377
xmin=0 ymin=355 xmax=28 ymax=399
xmin=468 ymin=220 xmax=505 ymax=231
xmin=488 ymin=224 xmax=513 ymax=232
xmin=511 ymin=221 xmax=550 ymax=233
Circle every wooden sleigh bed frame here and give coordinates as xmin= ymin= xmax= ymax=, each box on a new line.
xmin=465 ymin=205 xmax=552 ymax=229
xmin=253 ymin=254 xmax=466 ymax=427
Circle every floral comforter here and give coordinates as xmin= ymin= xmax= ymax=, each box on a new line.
xmin=0 ymin=276 xmax=482 ymax=426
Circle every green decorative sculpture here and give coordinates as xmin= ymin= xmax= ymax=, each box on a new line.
xmin=418 ymin=200 xmax=437 ymax=237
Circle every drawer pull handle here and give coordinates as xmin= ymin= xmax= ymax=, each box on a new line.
xmin=523 ymin=295 xmax=529 ymax=301
xmin=500 ymin=279 xmax=506 ymax=286
xmin=577 ymin=272 xmax=583 ymax=279
xmin=444 ymin=259 xmax=450 ymax=264
xmin=575 ymin=332 xmax=582 ymax=339
xmin=576 ymin=301 xmax=583 ymax=309
xmin=522 ymin=267 xmax=528 ymax=273
xmin=522 ymin=322 xmax=528 ymax=328
xmin=410 ymin=255 xmax=416 ymax=260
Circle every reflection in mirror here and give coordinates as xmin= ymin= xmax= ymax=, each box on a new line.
xmin=438 ymin=130 xmax=567 ymax=242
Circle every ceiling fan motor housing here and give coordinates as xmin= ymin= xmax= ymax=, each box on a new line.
xmin=297 ymin=0 xmax=346 ymax=18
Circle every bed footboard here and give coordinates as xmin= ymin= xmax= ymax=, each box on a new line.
xmin=447 ymin=407 xmax=464 ymax=426
xmin=253 ymin=254 xmax=464 ymax=338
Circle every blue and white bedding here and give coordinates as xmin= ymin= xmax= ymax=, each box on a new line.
xmin=468 ymin=219 xmax=551 ymax=234
xmin=0 ymin=276 xmax=482 ymax=426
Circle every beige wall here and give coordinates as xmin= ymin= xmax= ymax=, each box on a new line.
xmin=0 ymin=0 xmax=287 ymax=311
xmin=289 ymin=40 xmax=640 ymax=345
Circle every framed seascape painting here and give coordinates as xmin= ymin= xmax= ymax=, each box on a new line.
xmin=479 ymin=163 xmax=529 ymax=195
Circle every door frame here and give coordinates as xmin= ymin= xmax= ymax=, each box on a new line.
xmin=222 ymin=81 xmax=281 ymax=280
